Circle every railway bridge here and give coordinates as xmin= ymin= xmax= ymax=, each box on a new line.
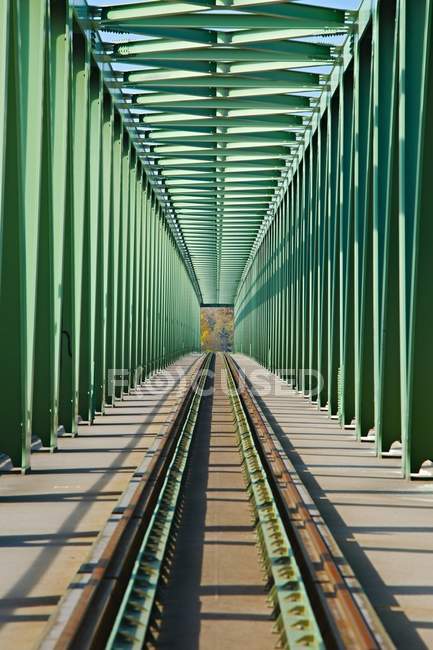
xmin=1 ymin=1 xmax=433 ymax=648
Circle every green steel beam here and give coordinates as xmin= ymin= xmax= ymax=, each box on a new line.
xmin=0 ymin=0 xmax=201 ymax=470
xmin=101 ymin=0 xmax=335 ymax=307
xmin=0 ymin=0 xmax=47 ymax=469
xmin=33 ymin=1 xmax=71 ymax=450
xmin=400 ymin=0 xmax=433 ymax=475
xmin=112 ymin=45 xmax=334 ymax=64
xmin=59 ymin=24 xmax=89 ymax=434
xmin=234 ymin=0 xmax=433 ymax=479
xmin=144 ymin=116 xmax=304 ymax=128
xmin=6 ymin=0 xmax=433 ymax=479
xmin=372 ymin=0 xmax=400 ymax=455
xmin=125 ymin=70 xmax=321 ymax=89
xmin=148 ymin=133 xmax=298 ymax=145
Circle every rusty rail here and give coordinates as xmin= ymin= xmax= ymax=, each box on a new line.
xmin=41 ymin=353 xmax=394 ymax=649
xmin=225 ymin=353 xmax=394 ymax=650
xmin=40 ymin=355 xmax=208 ymax=650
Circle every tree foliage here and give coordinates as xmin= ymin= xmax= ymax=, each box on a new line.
xmin=200 ymin=308 xmax=234 ymax=351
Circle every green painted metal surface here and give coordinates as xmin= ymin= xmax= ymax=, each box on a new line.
xmin=0 ymin=0 xmax=48 ymax=470
xmin=234 ymin=0 xmax=433 ymax=477
xmin=0 ymin=1 xmax=200 ymax=471
xmin=1 ymin=0 xmax=433 ymax=478
xmin=81 ymin=0 xmax=349 ymax=304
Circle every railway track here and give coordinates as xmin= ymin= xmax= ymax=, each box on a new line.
xmin=41 ymin=353 xmax=393 ymax=650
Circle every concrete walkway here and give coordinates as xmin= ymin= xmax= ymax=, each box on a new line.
xmin=234 ymin=354 xmax=433 ymax=650
xmin=0 ymin=354 xmax=200 ymax=650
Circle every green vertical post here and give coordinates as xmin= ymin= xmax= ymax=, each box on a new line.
xmin=78 ymin=64 xmax=102 ymax=423
xmin=132 ymin=165 xmax=141 ymax=385
xmin=33 ymin=0 xmax=70 ymax=449
xmin=309 ymin=136 xmax=319 ymax=402
xmin=0 ymin=1 xmax=47 ymax=469
xmin=0 ymin=0 xmax=9 ymax=272
xmin=328 ymin=90 xmax=340 ymax=416
xmin=105 ymin=112 xmax=121 ymax=405
xmin=317 ymin=115 xmax=329 ymax=408
xmin=354 ymin=22 xmax=375 ymax=439
xmin=373 ymin=0 xmax=401 ymax=454
xmin=94 ymin=94 xmax=113 ymax=413
xmin=124 ymin=151 xmax=136 ymax=390
xmin=339 ymin=61 xmax=355 ymax=426
xmin=302 ymin=154 xmax=311 ymax=395
xmin=59 ymin=26 xmax=89 ymax=435
xmin=114 ymin=134 xmax=130 ymax=398
xmin=400 ymin=0 xmax=433 ymax=475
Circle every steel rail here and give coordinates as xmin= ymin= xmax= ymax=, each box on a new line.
xmin=106 ymin=353 xmax=212 ymax=649
xmin=42 ymin=354 xmax=209 ymax=650
xmin=107 ymin=351 xmax=324 ymax=649
xmin=223 ymin=355 xmax=325 ymax=649
xmin=224 ymin=354 xmax=394 ymax=650
xmin=42 ymin=351 xmax=394 ymax=649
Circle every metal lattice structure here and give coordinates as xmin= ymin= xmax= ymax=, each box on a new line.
xmin=0 ymin=1 xmax=200 ymax=471
xmin=80 ymin=0 xmax=353 ymax=304
xmin=1 ymin=0 xmax=433 ymax=479
xmin=235 ymin=0 xmax=433 ymax=477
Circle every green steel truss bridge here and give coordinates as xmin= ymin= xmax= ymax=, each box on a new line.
xmin=0 ymin=0 xmax=433 ymax=480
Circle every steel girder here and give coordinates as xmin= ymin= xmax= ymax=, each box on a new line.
xmin=2 ymin=0 xmax=433 ymax=482
xmin=78 ymin=0 xmax=350 ymax=304
xmin=0 ymin=1 xmax=200 ymax=471
xmin=235 ymin=0 xmax=433 ymax=478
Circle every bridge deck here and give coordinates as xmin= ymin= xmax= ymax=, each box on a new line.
xmin=0 ymin=355 xmax=200 ymax=650
xmin=155 ymin=354 xmax=274 ymax=649
xmin=2 ymin=352 xmax=432 ymax=649
xmin=234 ymin=354 xmax=433 ymax=650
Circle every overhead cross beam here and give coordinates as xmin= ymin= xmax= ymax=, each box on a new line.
xmin=89 ymin=0 xmax=350 ymax=303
